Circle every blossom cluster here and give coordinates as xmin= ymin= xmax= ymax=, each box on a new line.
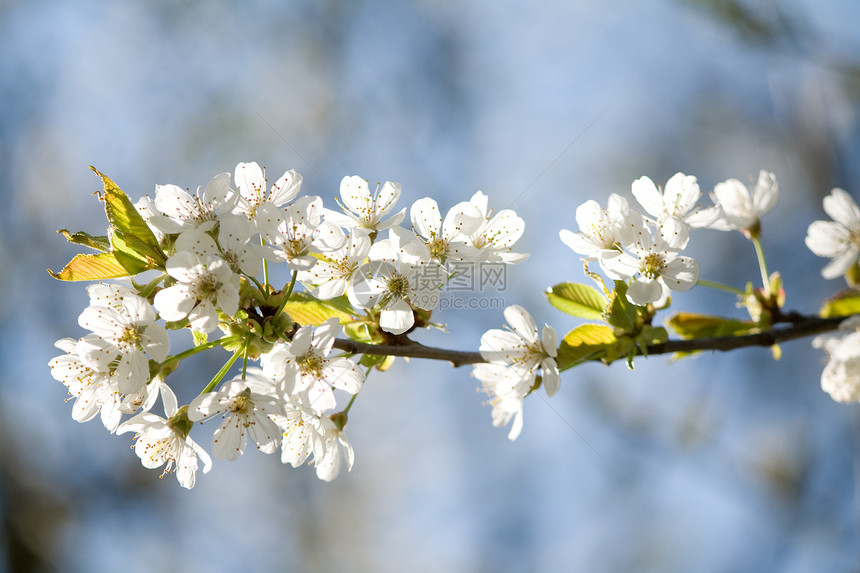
xmin=559 ymin=170 xmax=778 ymax=306
xmin=474 ymin=305 xmax=559 ymax=440
xmin=473 ymin=170 xmax=784 ymax=440
xmin=50 ymin=162 xmax=528 ymax=488
xmin=49 ymin=160 xmax=860 ymax=480
xmin=807 ymin=188 xmax=860 ymax=400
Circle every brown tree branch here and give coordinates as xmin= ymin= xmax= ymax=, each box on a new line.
xmin=333 ymin=314 xmax=857 ymax=368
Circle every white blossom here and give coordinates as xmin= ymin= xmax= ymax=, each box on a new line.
xmin=479 ymin=304 xmax=560 ymax=397
xmin=461 ymin=191 xmax=528 ymax=264
xmin=312 ymin=416 xmax=354 ymax=482
xmin=265 ymin=195 xmax=346 ymax=271
xmin=151 ymin=172 xmax=237 ymax=234
xmin=601 ymin=217 xmax=699 ymax=305
xmin=174 ymin=214 xmax=263 ymax=276
xmin=134 ymin=196 xmax=167 ymax=242
xmin=77 ymin=292 xmax=169 ymax=395
xmin=233 ymin=161 xmax=303 ymax=235
xmin=471 ymin=362 xmax=532 ymax=441
xmin=297 ymin=228 xmax=373 ymax=300
xmin=410 ymin=197 xmax=482 ymax=264
xmin=813 ymin=317 xmax=860 ymax=403
xmin=805 ymin=188 xmax=860 ymax=279
xmin=323 ymin=175 xmax=406 ymax=233
xmin=188 ymin=378 xmax=284 ymax=460
xmin=117 ymin=385 xmax=212 ymax=489
xmin=350 ymin=228 xmax=445 ymax=334
xmin=49 ymin=338 xmax=123 ymax=431
xmin=632 ymin=172 xmax=713 ymax=229
xmin=704 ymin=170 xmax=779 ymax=234
xmin=275 ymin=399 xmax=325 ymax=468
xmin=261 ymin=318 xmax=364 ymax=415
xmin=153 ymin=251 xmax=240 ymax=332
xmin=559 ymin=193 xmax=645 ymax=260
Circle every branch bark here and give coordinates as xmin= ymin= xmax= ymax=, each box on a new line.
xmin=333 ymin=314 xmax=857 ymax=368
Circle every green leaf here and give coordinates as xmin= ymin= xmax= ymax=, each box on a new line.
xmin=665 ymin=312 xmax=759 ymax=360
xmin=556 ymin=324 xmax=617 ymax=370
xmin=666 ymin=312 xmax=758 ymax=339
xmin=359 ymin=353 xmax=395 ymax=371
xmin=603 ymin=336 xmax=636 ymax=366
xmin=545 ymin=282 xmax=607 ymax=321
xmin=110 ymin=229 xmax=159 ymax=275
xmin=604 ymin=281 xmax=638 ymax=332
xmin=282 ymin=292 xmax=359 ymax=326
xmin=47 ymin=252 xmax=132 ymax=281
xmin=343 ymin=321 xmax=385 ymax=345
xmin=820 ymin=289 xmax=860 ymax=318
xmin=109 ymin=230 xmax=153 ymax=275
xmin=57 ymin=229 xmax=111 ymax=252
xmin=92 ymin=166 xmax=165 ymax=268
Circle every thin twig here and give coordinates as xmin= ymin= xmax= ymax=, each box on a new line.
xmin=333 ymin=314 xmax=856 ymax=368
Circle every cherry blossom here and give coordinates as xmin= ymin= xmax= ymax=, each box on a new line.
xmin=265 ymin=195 xmax=346 ymax=271
xmin=323 ymin=175 xmax=406 ymax=233
xmin=813 ymin=317 xmax=860 ymax=403
xmin=478 ymin=304 xmax=559 ymax=397
xmin=188 ymin=378 xmax=284 ymax=460
xmin=297 ymin=228 xmax=373 ymax=300
xmin=704 ymin=170 xmax=779 ymax=235
xmin=632 ymin=172 xmax=714 ymax=229
xmin=151 ymin=171 xmax=237 ymax=234
xmin=409 ymin=196 xmax=482 ymax=265
xmin=805 ymin=187 xmax=860 ymax=279
xmin=350 ymin=228 xmax=445 ymax=334
xmin=153 ymin=251 xmax=240 ymax=332
xmin=117 ymin=386 xmax=212 ymax=489
xmin=601 ymin=217 xmax=699 ymax=305
xmin=261 ymin=318 xmax=364 ymax=414
xmin=461 ymin=191 xmax=528 ymax=264
xmin=559 ymin=193 xmax=645 ymax=260
xmin=233 ymin=161 xmax=303 ymax=235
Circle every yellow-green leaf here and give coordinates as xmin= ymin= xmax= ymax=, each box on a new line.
xmin=282 ymin=292 xmax=358 ymax=326
xmin=47 ymin=252 xmax=131 ymax=281
xmin=820 ymin=289 xmax=860 ymax=318
xmin=604 ymin=281 xmax=638 ymax=332
xmin=57 ymin=229 xmax=111 ymax=252
xmin=110 ymin=230 xmax=157 ymax=275
xmin=557 ymin=324 xmax=617 ymax=370
xmin=666 ymin=312 xmax=757 ymax=339
xmin=92 ymin=166 xmax=165 ymax=267
xmin=545 ymin=282 xmax=607 ymax=321
xmin=343 ymin=321 xmax=385 ymax=345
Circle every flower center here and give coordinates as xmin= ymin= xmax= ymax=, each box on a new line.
xmin=641 ymin=252 xmax=666 ymax=279
xmin=118 ymin=326 xmax=143 ymax=351
xmin=196 ymin=273 xmax=222 ymax=301
xmin=230 ymin=389 xmax=253 ymax=418
xmin=428 ymin=235 xmax=448 ymax=260
xmin=386 ymin=272 xmax=410 ymax=299
xmin=297 ymin=351 xmax=326 ymax=377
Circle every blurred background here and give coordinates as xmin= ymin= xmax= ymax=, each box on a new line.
xmin=2 ymin=0 xmax=859 ymax=571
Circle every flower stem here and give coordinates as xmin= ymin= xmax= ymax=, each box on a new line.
xmin=248 ymin=275 xmax=268 ymax=299
xmin=275 ymin=271 xmax=299 ymax=318
xmin=752 ymin=236 xmax=770 ymax=294
xmin=166 ymin=335 xmax=242 ymax=363
xmin=696 ymin=279 xmax=744 ymax=295
xmin=201 ymin=348 xmax=243 ymax=394
xmin=342 ymin=393 xmax=358 ymax=415
xmin=241 ymin=338 xmax=250 ymax=380
xmin=135 ymin=272 xmax=168 ymax=298
xmin=261 ymin=235 xmax=270 ymax=288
